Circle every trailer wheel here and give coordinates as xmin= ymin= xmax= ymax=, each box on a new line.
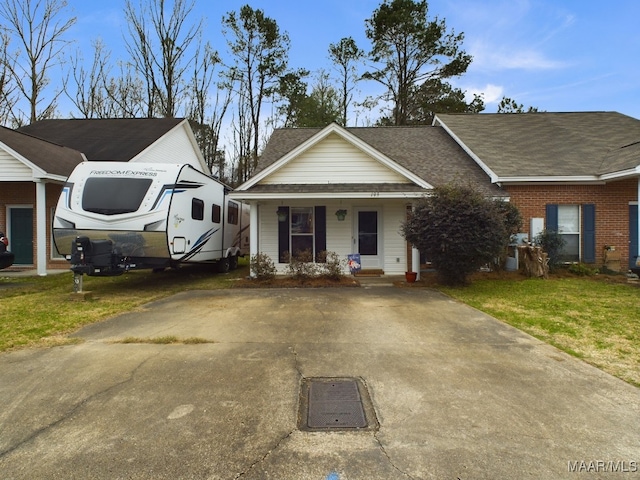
xmin=217 ymin=256 xmax=230 ymax=273
xmin=229 ymin=254 xmax=239 ymax=270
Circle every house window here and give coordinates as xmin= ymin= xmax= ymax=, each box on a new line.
xmin=546 ymin=203 xmax=596 ymax=264
xmin=557 ymin=205 xmax=580 ymax=262
xmin=192 ymin=198 xmax=204 ymax=220
xmin=290 ymin=207 xmax=314 ymax=257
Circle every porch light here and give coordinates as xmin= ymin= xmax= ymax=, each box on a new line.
xmin=335 ymin=209 xmax=347 ymax=221
xmin=277 ymin=207 xmax=288 ymax=222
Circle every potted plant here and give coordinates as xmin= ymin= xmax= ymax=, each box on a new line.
xmin=405 ymin=271 xmax=417 ymax=283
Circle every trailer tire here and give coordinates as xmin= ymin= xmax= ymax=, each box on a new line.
xmin=229 ymin=254 xmax=239 ymax=270
xmin=217 ymin=256 xmax=230 ymax=273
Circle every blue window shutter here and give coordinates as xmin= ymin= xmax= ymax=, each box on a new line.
xmin=582 ymin=204 xmax=596 ymax=263
xmin=314 ymin=206 xmax=326 ymax=261
xmin=546 ymin=204 xmax=558 ymax=231
xmin=278 ymin=207 xmax=290 ymax=263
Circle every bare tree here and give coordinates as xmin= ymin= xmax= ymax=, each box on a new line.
xmin=222 ymin=5 xmax=290 ymax=184
xmin=186 ymin=40 xmax=232 ymax=179
xmin=64 ymin=39 xmax=111 ymax=118
xmin=124 ymin=0 xmax=202 ymax=118
xmin=0 ymin=0 xmax=76 ymax=124
xmin=328 ymin=37 xmax=364 ymax=126
xmin=0 ymin=31 xmax=20 ymax=126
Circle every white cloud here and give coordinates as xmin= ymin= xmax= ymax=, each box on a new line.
xmin=464 ymin=84 xmax=504 ymax=105
xmin=469 ymin=40 xmax=566 ymax=71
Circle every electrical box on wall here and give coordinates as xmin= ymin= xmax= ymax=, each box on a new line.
xmin=531 ymin=218 xmax=544 ymax=241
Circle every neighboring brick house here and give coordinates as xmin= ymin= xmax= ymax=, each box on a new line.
xmin=1 ymin=118 xmax=208 ymax=275
xmin=434 ymin=112 xmax=640 ymax=271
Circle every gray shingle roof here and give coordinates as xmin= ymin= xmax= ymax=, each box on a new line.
xmin=18 ymin=118 xmax=183 ymax=162
xmin=255 ymin=125 xmax=505 ymax=196
xmin=435 ymin=112 xmax=640 ymax=178
xmin=0 ymin=126 xmax=85 ymax=177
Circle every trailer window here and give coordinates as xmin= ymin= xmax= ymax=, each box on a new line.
xmin=82 ymin=177 xmax=153 ymax=215
xmin=212 ymin=204 xmax=221 ymax=223
xmin=228 ymin=201 xmax=239 ymax=225
xmin=192 ymin=198 xmax=204 ymax=220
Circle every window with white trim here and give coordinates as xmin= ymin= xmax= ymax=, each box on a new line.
xmin=557 ymin=205 xmax=580 ymax=262
xmin=290 ymin=207 xmax=314 ymax=256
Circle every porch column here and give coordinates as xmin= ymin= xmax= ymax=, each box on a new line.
xmin=35 ymin=179 xmax=47 ymax=276
xmin=249 ymin=202 xmax=259 ymax=277
xmin=412 ymin=246 xmax=420 ymax=280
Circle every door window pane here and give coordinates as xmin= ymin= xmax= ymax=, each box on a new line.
xmin=358 ymin=211 xmax=378 ymax=256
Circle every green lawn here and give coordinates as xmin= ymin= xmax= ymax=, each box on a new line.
xmin=438 ymin=275 xmax=640 ymax=387
xmin=0 ymin=261 xmax=249 ymax=351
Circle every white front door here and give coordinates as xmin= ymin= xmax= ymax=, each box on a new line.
xmin=354 ymin=208 xmax=382 ymax=269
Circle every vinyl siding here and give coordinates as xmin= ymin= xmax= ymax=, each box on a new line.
xmin=132 ymin=125 xmax=204 ymax=172
xmin=0 ymin=149 xmax=35 ymax=180
xmin=257 ymin=200 xmax=408 ymax=275
xmin=264 ymin=133 xmax=409 ymax=184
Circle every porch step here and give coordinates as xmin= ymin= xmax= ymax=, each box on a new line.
xmin=355 ymin=269 xmax=385 ymax=277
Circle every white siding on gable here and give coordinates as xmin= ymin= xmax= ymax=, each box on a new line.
xmin=264 ymin=133 xmax=410 ymax=184
xmin=0 ymin=148 xmax=35 ymax=180
xmin=131 ymin=125 xmax=206 ymax=172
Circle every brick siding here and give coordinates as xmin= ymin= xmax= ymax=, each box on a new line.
xmin=505 ymin=179 xmax=638 ymax=267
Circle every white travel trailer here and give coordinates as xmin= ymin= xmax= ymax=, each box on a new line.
xmin=53 ymin=162 xmax=249 ymax=276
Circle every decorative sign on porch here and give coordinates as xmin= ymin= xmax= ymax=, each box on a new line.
xmin=347 ymin=254 xmax=361 ymax=274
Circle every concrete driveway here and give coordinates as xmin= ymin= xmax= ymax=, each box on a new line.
xmin=0 ymin=285 xmax=638 ymax=479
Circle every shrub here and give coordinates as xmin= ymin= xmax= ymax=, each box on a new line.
xmin=250 ymin=252 xmax=277 ymax=280
xmin=317 ymin=251 xmax=346 ymax=280
xmin=285 ymin=249 xmax=319 ymax=279
xmin=568 ymin=263 xmax=599 ymax=276
xmin=534 ymin=230 xmax=566 ymax=272
xmin=402 ymin=183 xmax=508 ymax=286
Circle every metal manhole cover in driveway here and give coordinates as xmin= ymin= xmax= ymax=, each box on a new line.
xmin=299 ymin=377 xmax=378 ymax=431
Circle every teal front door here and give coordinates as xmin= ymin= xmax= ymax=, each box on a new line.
xmin=10 ymin=207 xmax=34 ymax=265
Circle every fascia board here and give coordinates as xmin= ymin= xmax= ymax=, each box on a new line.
xmin=228 ymin=191 xmax=428 ymax=201
xmin=498 ymin=175 xmax=604 ymax=184
xmin=599 ymin=167 xmax=640 ymax=181
xmin=433 ymin=115 xmax=500 ymax=184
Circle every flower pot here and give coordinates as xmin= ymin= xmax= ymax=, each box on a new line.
xmin=405 ymin=271 xmax=417 ymax=283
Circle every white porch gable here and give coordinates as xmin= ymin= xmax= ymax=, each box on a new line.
xmin=240 ymin=123 xmax=431 ymax=190
xmin=264 ymin=132 xmax=410 ymax=185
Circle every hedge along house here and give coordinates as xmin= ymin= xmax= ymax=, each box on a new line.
xmin=230 ymin=123 xmax=505 ymax=276
xmin=434 ymin=112 xmax=640 ymax=271
xmin=1 ymin=118 xmax=208 ymax=275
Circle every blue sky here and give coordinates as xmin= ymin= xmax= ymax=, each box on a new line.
xmin=63 ymin=0 xmax=640 ymax=119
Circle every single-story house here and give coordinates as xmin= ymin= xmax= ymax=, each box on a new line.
xmin=434 ymin=112 xmax=640 ymax=271
xmin=231 ymin=112 xmax=640 ymax=276
xmin=229 ymin=122 xmax=506 ymax=276
xmin=1 ymin=118 xmax=207 ymax=275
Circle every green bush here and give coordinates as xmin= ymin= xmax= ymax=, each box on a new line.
xmin=250 ymin=252 xmax=277 ymax=280
xmin=402 ymin=183 xmax=508 ymax=286
xmin=534 ymin=230 xmax=566 ymax=272
xmin=568 ymin=263 xmax=599 ymax=276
